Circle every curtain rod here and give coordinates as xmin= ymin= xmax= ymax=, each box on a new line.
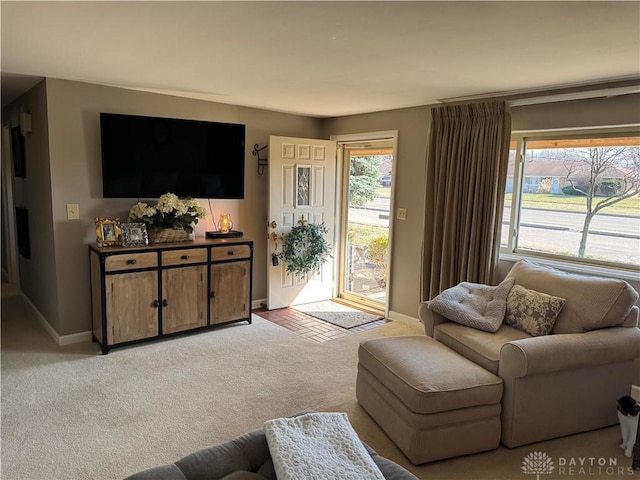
xmin=439 ymin=85 xmax=640 ymax=107
xmin=508 ymin=85 xmax=640 ymax=107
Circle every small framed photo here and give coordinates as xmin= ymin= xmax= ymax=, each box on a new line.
xmin=121 ymin=223 xmax=148 ymax=247
xmin=95 ymin=217 xmax=122 ymax=247
xmin=11 ymin=126 xmax=26 ymax=178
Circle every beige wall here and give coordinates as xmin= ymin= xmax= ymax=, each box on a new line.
xmin=3 ymin=78 xmax=639 ymax=337
xmin=3 ymin=81 xmax=60 ymax=329
xmin=323 ymin=93 xmax=640 ymax=320
xmin=15 ymin=78 xmax=322 ymax=336
xmin=511 ymin=93 xmax=640 ymax=131
xmin=322 ymin=106 xmax=431 ymax=319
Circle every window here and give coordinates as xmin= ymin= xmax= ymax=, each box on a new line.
xmin=501 ymin=130 xmax=640 ymax=269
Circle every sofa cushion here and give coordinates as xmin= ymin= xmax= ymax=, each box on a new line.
xmin=434 ymin=322 xmax=531 ymax=375
xmin=504 ymin=284 xmax=566 ymax=336
xmin=358 ymin=336 xmax=503 ymax=414
xmin=426 ymin=279 xmax=514 ymax=333
xmin=505 ymin=260 xmax=639 ymax=334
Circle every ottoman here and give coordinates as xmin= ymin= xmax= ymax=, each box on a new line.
xmin=357 ymin=336 xmax=503 ymax=464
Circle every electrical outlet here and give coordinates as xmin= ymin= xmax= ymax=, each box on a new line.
xmin=397 ymin=207 xmax=407 ymax=220
xmin=67 ymin=203 xmax=80 ymax=220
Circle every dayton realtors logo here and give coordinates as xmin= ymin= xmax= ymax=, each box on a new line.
xmin=522 ymin=451 xmax=555 ymax=479
xmin=522 ymin=451 xmax=636 ymax=477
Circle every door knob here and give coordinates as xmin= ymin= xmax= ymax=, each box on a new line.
xmin=269 ymin=220 xmax=277 ymax=229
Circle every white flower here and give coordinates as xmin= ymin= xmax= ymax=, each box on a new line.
xmin=128 ymin=202 xmax=156 ymax=222
xmin=156 ymin=193 xmax=180 ymax=214
xmin=127 ymin=193 xmax=207 ymax=234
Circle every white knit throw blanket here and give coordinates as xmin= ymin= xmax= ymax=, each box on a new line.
xmin=264 ymin=412 xmax=385 ymax=480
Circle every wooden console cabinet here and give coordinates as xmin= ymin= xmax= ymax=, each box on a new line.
xmin=89 ymin=238 xmax=253 ymax=354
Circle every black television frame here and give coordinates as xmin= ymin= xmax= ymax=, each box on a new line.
xmin=100 ymin=113 xmax=246 ymax=199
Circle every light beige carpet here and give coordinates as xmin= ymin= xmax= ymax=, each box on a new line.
xmin=1 ymin=295 xmax=637 ymax=480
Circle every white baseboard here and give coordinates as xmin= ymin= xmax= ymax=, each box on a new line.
xmin=252 ymin=298 xmax=267 ymax=310
xmin=58 ymin=330 xmax=93 ymax=345
xmin=387 ymin=310 xmax=422 ymax=328
xmin=20 ymin=292 xmax=92 ymax=346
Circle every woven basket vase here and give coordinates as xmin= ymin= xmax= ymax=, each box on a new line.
xmin=147 ymin=227 xmax=192 ymax=244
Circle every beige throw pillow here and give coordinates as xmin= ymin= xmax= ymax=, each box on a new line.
xmin=427 ymin=279 xmax=514 ymax=333
xmin=505 ymin=259 xmax=638 ymax=333
xmin=504 ymin=284 xmax=566 ymax=336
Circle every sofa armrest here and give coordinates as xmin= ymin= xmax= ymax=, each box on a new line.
xmin=418 ymin=302 xmax=449 ymax=337
xmin=124 ymin=464 xmax=188 ymax=480
xmin=499 ymin=327 xmax=640 ymax=378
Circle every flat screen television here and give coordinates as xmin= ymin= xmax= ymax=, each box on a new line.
xmin=100 ymin=113 xmax=245 ymax=199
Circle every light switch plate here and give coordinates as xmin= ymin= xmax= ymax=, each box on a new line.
xmin=397 ymin=207 xmax=407 ymax=220
xmin=67 ymin=203 xmax=80 ymax=220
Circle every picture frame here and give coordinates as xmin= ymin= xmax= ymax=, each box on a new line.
xmin=16 ymin=207 xmax=30 ymax=259
xmin=11 ymin=126 xmax=26 ymax=178
xmin=121 ymin=222 xmax=148 ymax=247
xmin=95 ymin=217 xmax=122 ymax=247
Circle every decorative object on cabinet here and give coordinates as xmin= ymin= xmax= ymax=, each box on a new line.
xmin=127 ymin=192 xmax=207 ymax=243
xmin=278 ymin=219 xmax=331 ymax=275
xmin=95 ymin=217 xmax=122 ymax=247
xmin=218 ymin=213 xmax=233 ymax=233
xmin=89 ymin=238 xmax=253 ymax=354
xmin=147 ymin=227 xmax=191 ymax=244
xmin=121 ymin=223 xmax=149 ymax=247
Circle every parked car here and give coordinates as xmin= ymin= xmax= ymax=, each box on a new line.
xmin=379 ymin=174 xmax=392 ymax=186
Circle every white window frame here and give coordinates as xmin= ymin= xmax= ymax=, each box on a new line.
xmin=500 ymin=125 xmax=640 ymax=280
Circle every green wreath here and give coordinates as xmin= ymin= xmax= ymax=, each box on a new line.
xmin=278 ymin=222 xmax=331 ymax=275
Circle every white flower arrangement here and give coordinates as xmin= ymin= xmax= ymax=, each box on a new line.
xmin=127 ymin=193 xmax=207 ymax=234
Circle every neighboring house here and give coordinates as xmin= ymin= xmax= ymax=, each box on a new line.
xmin=505 ymin=160 xmax=630 ymax=194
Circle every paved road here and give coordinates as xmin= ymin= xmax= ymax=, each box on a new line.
xmin=349 ymin=197 xmax=640 ymax=265
xmin=507 ymin=206 xmax=640 ymax=238
xmin=351 ymin=200 xmax=639 ymax=236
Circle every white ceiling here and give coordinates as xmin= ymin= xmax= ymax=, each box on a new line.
xmin=2 ymin=1 xmax=640 ymax=117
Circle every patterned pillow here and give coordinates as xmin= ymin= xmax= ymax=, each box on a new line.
xmin=504 ymin=284 xmax=566 ymax=336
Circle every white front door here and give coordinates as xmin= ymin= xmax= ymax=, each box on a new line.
xmin=267 ymin=135 xmax=337 ymax=309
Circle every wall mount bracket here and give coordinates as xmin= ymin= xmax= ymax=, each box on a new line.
xmin=252 ymin=144 xmax=268 ymax=176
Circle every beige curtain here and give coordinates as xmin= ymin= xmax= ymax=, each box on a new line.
xmin=421 ymin=101 xmax=511 ymax=301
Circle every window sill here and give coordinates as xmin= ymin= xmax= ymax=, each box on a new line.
xmin=499 ymin=252 xmax=640 ymax=283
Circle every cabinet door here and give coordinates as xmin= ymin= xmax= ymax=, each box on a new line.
xmin=162 ymin=265 xmax=207 ymax=334
xmin=106 ymin=271 xmax=159 ymax=344
xmin=210 ymin=261 xmax=250 ymax=324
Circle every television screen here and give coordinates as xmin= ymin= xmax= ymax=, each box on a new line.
xmin=100 ymin=113 xmax=245 ymax=199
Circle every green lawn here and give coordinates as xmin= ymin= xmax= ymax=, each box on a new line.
xmin=376 ymin=186 xmax=391 ymax=198
xmin=348 ymin=224 xmax=388 ymax=247
xmin=506 ymin=193 xmax=640 ymax=215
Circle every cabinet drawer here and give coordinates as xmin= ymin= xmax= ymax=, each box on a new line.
xmin=211 ymin=245 xmax=251 ymax=261
xmin=162 ymin=248 xmax=208 ymax=266
xmin=105 ymin=252 xmax=157 ymax=272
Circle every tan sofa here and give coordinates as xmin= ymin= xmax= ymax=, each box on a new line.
xmin=419 ymin=260 xmax=640 ymax=448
